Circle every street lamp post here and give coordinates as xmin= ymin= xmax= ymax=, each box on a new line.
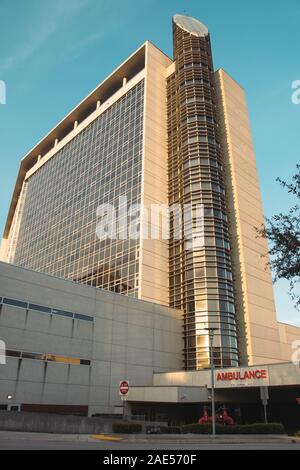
xmin=6 ymin=394 xmax=13 ymax=411
xmin=204 ymin=327 xmax=217 ymax=438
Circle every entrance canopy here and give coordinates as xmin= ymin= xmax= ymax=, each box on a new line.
xmin=126 ymin=362 xmax=300 ymax=404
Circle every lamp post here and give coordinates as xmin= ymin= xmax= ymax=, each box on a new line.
xmin=6 ymin=394 xmax=13 ymax=411
xmin=204 ymin=327 xmax=217 ymax=437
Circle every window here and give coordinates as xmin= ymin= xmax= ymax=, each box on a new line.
xmin=29 ymin=303 xmax=51 ymax=314
xmin=6 ymin=350 xmax=21 ymax=358
xmin=74 ymin=313 xmax=93 ymax=322
xmin=7 ymin=349 xmax=90 ymax=366
xmin=1 ymin=295 xmax=94 ymax=323
xmin=3 ymin=298 xmax=28 ymax=309
xmin=22 ymin=352 xmax=46 ymax=360
xmin=52 ymin=309 xmax=73 ymax=318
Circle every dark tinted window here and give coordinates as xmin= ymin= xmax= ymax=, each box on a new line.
xmin=6 ymin=350 xmax=21 ymax=358
xmin=29 ymin=303 xmax=51 ymax=314
xmin=3 ymin=298 xmax=28 ymax=309
xmin=22 ymin=352 xmax=46 ymax=360
xmin=80 ymin=359 xmax=91 ymax=366
xmin=74 ymin=313 xmax=93 ymax=322
xmin=52 ymin=309 xmax=73 ymax=318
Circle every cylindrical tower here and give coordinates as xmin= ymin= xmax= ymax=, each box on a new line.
xmin=167 ymin=15 xmax=239 ymax=370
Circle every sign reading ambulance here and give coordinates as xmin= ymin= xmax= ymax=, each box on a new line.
xmin=215 ymin=367 xmax=269 ymax=388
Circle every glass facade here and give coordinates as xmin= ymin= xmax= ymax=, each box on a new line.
xmin=168 ymin=19 xmax=239 ymax=369
xmin=13 ymin=81 xmax=144 ymax=297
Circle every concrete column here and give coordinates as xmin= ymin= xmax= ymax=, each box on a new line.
xmin=74 ymin=120 xmax=78 ymax=129
xmin=123 ymin=400 xmax=131 ymax=419
xmin=122 ymin=77 xmax=128 ymax=86
xmin=54 ymin=138 xmax=59 ymax=147
xmin=37 ymin=154 xmax=42 ymax=162
xmin=96 ymin=100 xmax=101 ymax=110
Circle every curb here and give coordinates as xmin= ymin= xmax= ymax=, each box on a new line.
xmin=122 ymin=433 xmax=296 ymax=444
xmin=91 ymin=434 xmax=124 ymax=442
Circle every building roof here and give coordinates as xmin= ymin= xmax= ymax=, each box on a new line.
xmin=173 ymin=14 xmax=209 ymax=37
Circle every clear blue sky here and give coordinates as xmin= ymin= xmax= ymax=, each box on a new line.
xmin=0 ymin=0 xmax=299 ymax=325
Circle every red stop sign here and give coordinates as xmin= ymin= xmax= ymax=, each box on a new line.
xmin=119 ymin=380 xmax=129 ymax=396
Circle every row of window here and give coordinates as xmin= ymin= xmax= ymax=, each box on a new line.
xmin=0 ymin=297 xmax=93 ymax=322
xmin=180 ymin=62 xmax=210 ymax=70
xmin=6 ymin=349 xmax=90 ymax=366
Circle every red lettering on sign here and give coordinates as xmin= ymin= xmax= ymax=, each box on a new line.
xmin=216 ymin=369 xmax=268 ymax=382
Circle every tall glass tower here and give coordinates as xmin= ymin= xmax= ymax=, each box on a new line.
xmin=167 ymin=15 xmax=239 ymax=369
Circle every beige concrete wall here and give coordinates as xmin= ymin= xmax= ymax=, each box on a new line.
xmin=278 ymin=322 xmax=300 ymax=362
xmin=0 ymin=238 xmax=8 ymax=262
xmin=215 ymin=69 xmax=293 ymax=366
xmin=139 ymin=42 xmax=172 ymax=305
xmin=0 ymin=261 xmax=183 ymax=415
xmin=127 ymin=385 xmax=208 ymax=403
